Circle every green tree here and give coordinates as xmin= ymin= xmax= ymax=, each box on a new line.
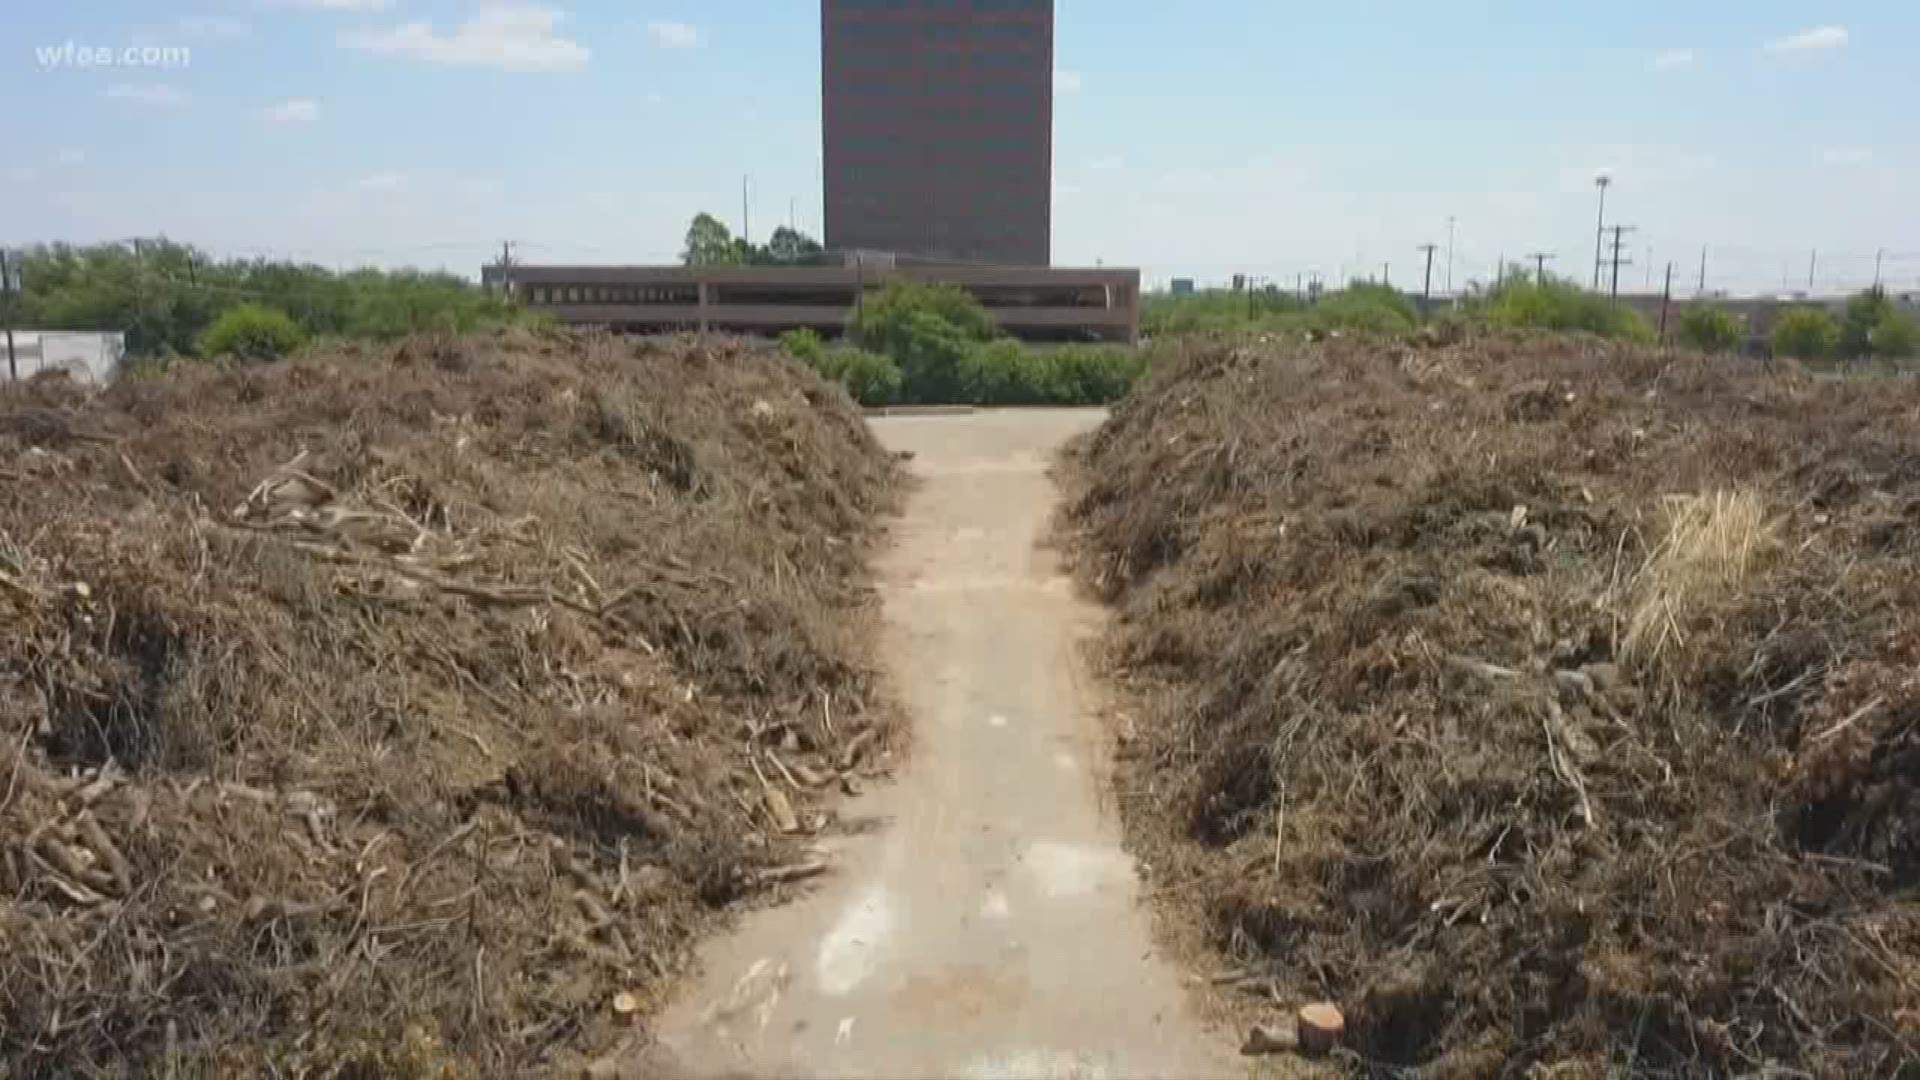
xmin=764 ymin=227 xmax=826 ymax=266
xmin=1484 ymin=278 xmax=1654 ymax=342
xmin=12 ymin=240 xmax=531 ymax=356
xmin=848 ymin=282 xmax=1000 ymax=401
xmin=1677 ymin=306 xmax=1744 ymax=353
xmin=1772 ymin=307 xmax=1840 ymax=360
xmin=199 ymin=303 xmax=307 ymax=361
xmin=1840 ymin=290 xmax=1893 ymax=359
xmin=1874 ymin=309 xmax=1919 ymax=359
xmin=682 ymin=213 xmax=741 ymax=266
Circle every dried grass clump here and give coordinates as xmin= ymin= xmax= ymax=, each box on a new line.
xmin=1069 ymin=330 xmax=1920 ymax=1077
xmin=1622 ymin=490 xmax=1778 ymax=671
xmin=0 ymin=329 xmax=899 ymax=1076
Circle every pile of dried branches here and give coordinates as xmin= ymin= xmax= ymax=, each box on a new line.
xmin=0 ymin=328 xmax=899 ymax=1076
xmin=1068 ymin=331 xmax=1920 ymax=1077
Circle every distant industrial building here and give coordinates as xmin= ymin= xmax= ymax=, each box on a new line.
xmin=2 ymin=330 xmax=125 ymax=383
xmin=490 ymin=1 xmax=1138 ymax=342
xmin=822 ymin=0 xmax=1054 ymax=266
xmin=492 ymin=262 xmax=1139 ymax=343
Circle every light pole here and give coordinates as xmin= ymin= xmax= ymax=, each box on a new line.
xmin=1445 ymin=216 xmax=1457 ymax=295
xmin=1592 ymin=174 xmax=1612 ymax=290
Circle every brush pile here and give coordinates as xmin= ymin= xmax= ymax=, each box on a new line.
xmin=0 ymin=329 xmax=898 ymax=1076
xmin=1069 ymin=332 xmax=1920 ymax=1077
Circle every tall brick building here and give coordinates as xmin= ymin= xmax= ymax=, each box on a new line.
xmin=821 ymin=0 xmax=1054 ymax=266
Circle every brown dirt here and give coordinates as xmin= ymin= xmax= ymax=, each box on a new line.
xmin=0 ymin=328 xmax=900 ymax=1077
xmin=1066 ymin=331 xmax=1920 ymax=1078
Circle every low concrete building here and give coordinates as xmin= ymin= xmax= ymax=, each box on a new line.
xmin=2 ymin=331 xmax=126 ymax=383
xmin=486 ymin=262 xmax=1142 ymax=344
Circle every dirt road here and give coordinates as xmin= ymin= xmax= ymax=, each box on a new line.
xmin=641 ymin=409 xmax=1232 ymax=1078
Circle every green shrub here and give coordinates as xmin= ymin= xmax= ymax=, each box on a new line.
xmin=1310 ymin=286 xmax=1420 ymax=335
xmin=1773 ymin=307 xmax=1840 ymax=360
xmin=1485 ymin=280 xmax=1654 ymax=342
xmin=1143 ymin=290 xmax=1305 ymax=336
xmin=1678 ymin=306 xmax=1745 ymax=353
xmin=849 ymin=283 xmax=999 ymax=402
xmin=1145 ymin=285 xmax=1423 ymax=338
xmin=1840 ymin=290 xmax=1891 ymax=359
xmin=840 ymin=281 xmax=1144 ymax=406
xmin=199 ymin=303 xmax=306 ymax=361
xmin=957 ymin=341 xmax=1144 ymax=406
xmin=811 ymin=346 xmax=902 ymax=407
xmin=1042 ymin=345 xmax=1147 ymax=404
xmin=1873 ymin=309 xmax=1918 ymax=359
xmin=780 ymin=328 xmax=826 ymax=364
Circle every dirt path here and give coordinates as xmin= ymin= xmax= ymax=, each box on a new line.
xmin=640 ymin=409 xmax=1233 ymax=1078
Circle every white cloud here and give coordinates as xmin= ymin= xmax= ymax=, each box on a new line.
xmin=358 ymin=171 xmax=408 ymax=190
xmin=55 ymin=148 xmax=86 ymax=167
xmin=1652 ymin=49 xmax=1694 ymax=71
xmin=340 ymin=3 xmax=589 ymax=71
xmin=646 ymin=21 xmax=700 ymax=49
xmin=1822 ymin=147 xmax=1874 ymax=167
xmin=1055 ymin=69 xmax=1082 ymax=94
xmin=269 ymin=0 xmax=394 ymax=11
xmin=1766 ymin=26 xmax=1848 ymax=53
xmin=102 ymin=83 xmax=191 ymax=107
xmin=263 ymin=98 xmax=321 ymax=124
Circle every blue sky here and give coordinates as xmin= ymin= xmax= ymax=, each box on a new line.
xmin=5 ymin=1 xmax=1916 ymax=294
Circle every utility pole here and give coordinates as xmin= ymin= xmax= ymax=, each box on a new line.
xmin=1445 ymin=216 xmax=1457 ymax=295
xmin=1526 ymin=251 xmax=1554 ymax=287
xmin=1382 ymin=262 xmax=1390 ymax=286
xmin=497 ymin=240 xmax=517 ymax=298
xmin=1659 ymin=262 xmax=1674 ymax=339
xmin=1698 ymin=245 xmax=1708 ymax=294
xmin=1807 ymin=249 xmax=1817 ymax=293
xmin=1875 ymin=248 xmax=1886 ymax=291
xmin=1418 ymin=243 xmax=1439 ymax=304
xmin=1 ymin=248 xmax=16 ymax=382
xmin=1592 ymin=175 xmax=1613 ymax=290
xmin=1607 ymin=225 xmax=1636 ymax=301
xmin=742 ymin=176 xmax=752 ymax=247
xmin=131 ymin=238 xmax=146 ymax=355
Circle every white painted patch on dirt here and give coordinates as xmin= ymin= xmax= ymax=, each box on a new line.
xmin=835 ymin=1016 xmax=856 ymax=1046
xmin=1022 ymin=840 xmax=1134 ymax=900
xmin=815 ymin=884 xmax=897 ymax=996
xmin=701 ymin=957 xmax=775 ymax=1026
xmin=980 ymin=889 xmax=1011 ymax=920
xmin=958 ymin=1049 xmax=1113 ymax=1078
xmin=988 ymin=714 xmax=1009 ymax=728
